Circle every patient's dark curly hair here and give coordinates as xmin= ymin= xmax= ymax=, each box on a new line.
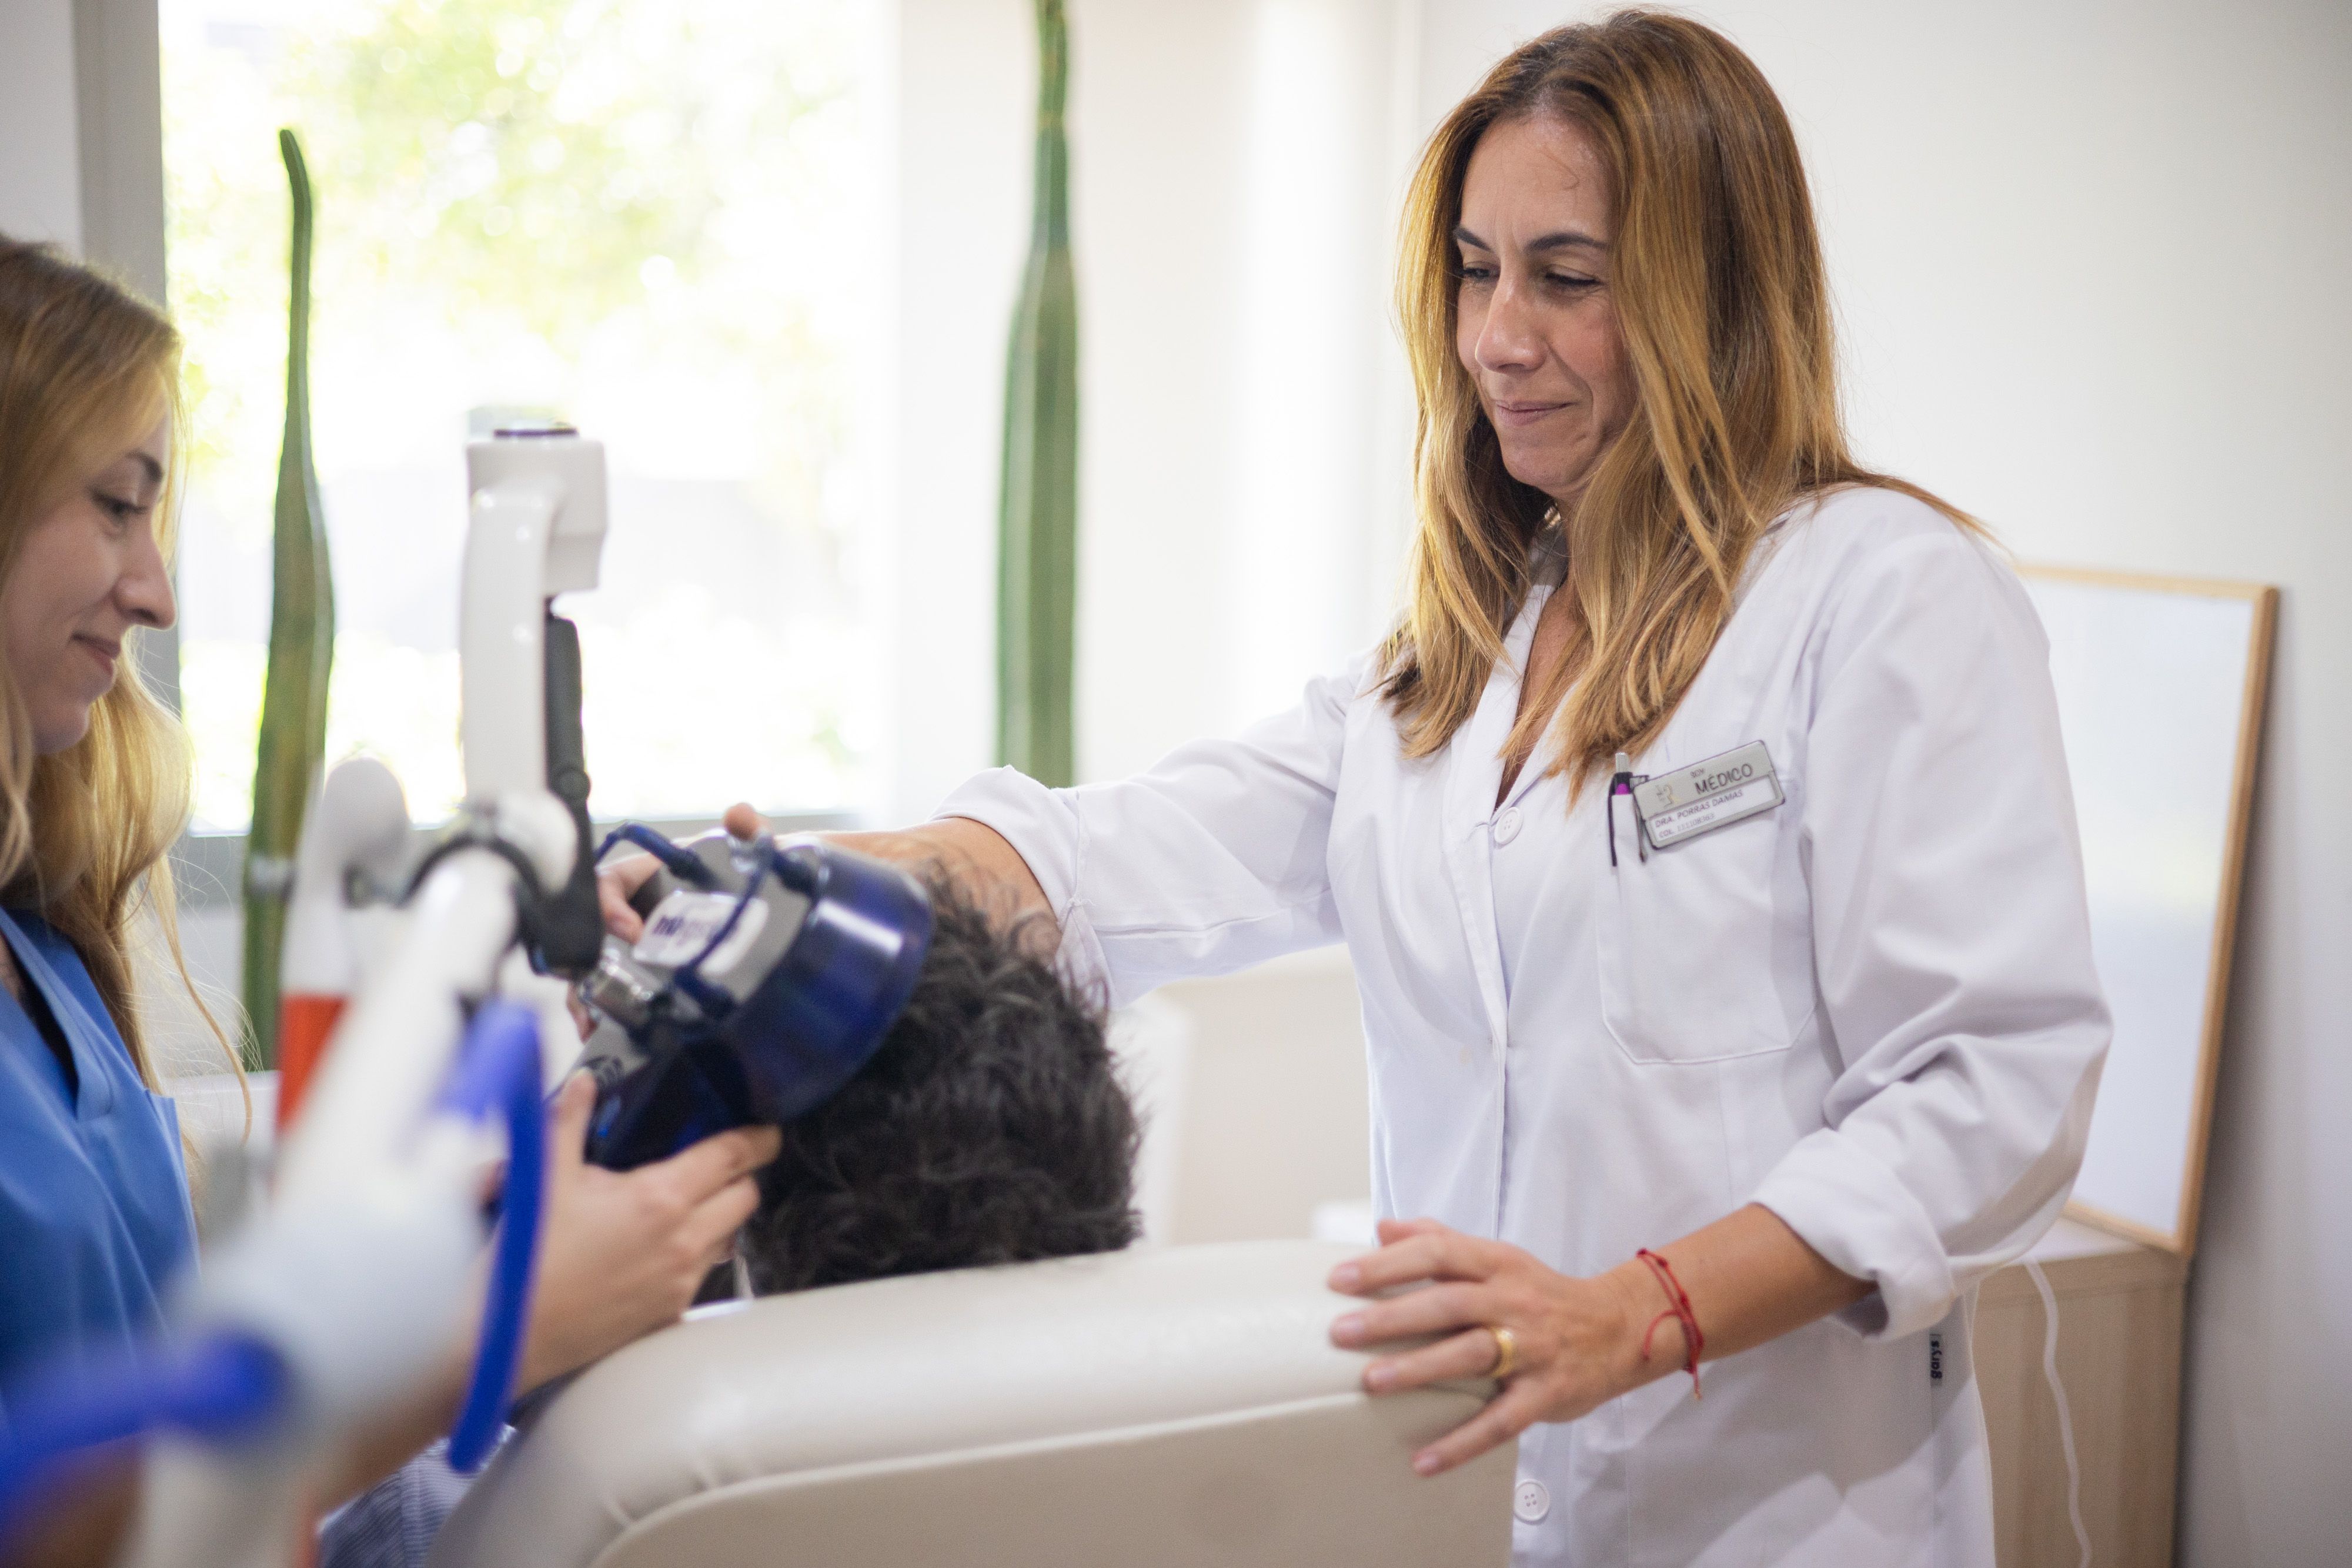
xmin=739 ymin=875 xmax=1141 ymax=1293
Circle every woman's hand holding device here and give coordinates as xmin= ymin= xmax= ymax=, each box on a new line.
xmin=320 ymin=1053 xmax=780 ymax=1510
xmin=519 ymin=1074 xmax=779 ymax=1390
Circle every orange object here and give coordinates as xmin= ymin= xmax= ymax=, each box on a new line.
xmin=275 ymin=992 xmax=348 ymax=1132
xmin=290 ymin=1487 xmax=320 ymax=1568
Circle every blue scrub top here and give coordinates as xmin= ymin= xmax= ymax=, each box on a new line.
xmin=0 ymin=905 xmax=196 ymax=1407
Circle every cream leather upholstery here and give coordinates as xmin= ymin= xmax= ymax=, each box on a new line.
xmin=429 ymin=1240 xmax=1513 ymax=1567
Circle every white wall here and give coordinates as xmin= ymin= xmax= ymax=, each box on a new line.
xmin=1421 ymin=5 xmax=2348 ymax=1562
xmin=881 ymin=0 xmax=1028 ymax=823
xmin=887 ymin=0 xmax=1406 ymax=1265
xmin=888 ymin=0 xmax=1419 ymax=813
xmin=0 ymin=0 xmax=176 ymax=697
xmin=0 ymin=0 xmax=169 ymax=312
xmin=0 ymin=0 xmax=89 ymax=249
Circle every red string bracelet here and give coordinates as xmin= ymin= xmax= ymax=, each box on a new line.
xmin=1635 ymin=1248 xmax=1703 ymax=1400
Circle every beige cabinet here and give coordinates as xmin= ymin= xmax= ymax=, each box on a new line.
xmin=1979 ymin=1218 xmax=2188 ymax=1568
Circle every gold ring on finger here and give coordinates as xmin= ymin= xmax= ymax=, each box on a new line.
xmin=1486 ymin=1324 xmax=1519 ymax=1381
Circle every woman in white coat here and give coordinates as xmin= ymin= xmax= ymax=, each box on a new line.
xmin=704 ymin=12 xmax=2107 ymax=1564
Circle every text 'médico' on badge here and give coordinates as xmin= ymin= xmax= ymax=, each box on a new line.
xmin=1629 ymin=741 xmax=1783 ymax=850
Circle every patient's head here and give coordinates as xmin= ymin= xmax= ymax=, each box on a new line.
xmin=739 ymin=875 xmax=1141 ymax=1293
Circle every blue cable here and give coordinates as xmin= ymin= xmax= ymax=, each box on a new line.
xmin=435 ymin=1002 xmax=546 ymax=1473
xmin=593 ymin=823 xmax=709 ymax=883
xmin=0 ymin=1332 xmax=289 ymax=1547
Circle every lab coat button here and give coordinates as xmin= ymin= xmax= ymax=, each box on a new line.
xmin=1513 ymin=1478 xmax=1549 ymax=1523
xmin=1493 ymin=807 xmax=1522 ymax=845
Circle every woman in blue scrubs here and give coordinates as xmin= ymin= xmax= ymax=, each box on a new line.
xmin=0 ymin=237 xmax=783 ymax=1557
xmin=0 ymin=242 xmax=199 ymax=1400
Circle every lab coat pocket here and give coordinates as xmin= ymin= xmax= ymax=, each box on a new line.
xmin=1594 ymin=782 xmax=1813 ymax=1065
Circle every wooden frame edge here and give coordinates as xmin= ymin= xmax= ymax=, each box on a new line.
xmin=2027 ymin=566 xmax=2280 ymax=1261
xmin=2169 ymin=583 xmax=2277 ymax=1256
xmin=2064 ymin=1199 xmax=2186 ymax=1255
xmin=2021 ymin=563 xmax=2274 ymax=603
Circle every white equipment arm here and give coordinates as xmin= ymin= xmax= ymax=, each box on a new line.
xmin=113 ymin=431 xmax=610 ymax=1568
xmin=459 ymin=430 xmax=606 ymax=805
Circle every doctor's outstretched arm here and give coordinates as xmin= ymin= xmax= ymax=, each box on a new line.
xmin=604 ymin=657 xmax=1367 ymax=999
xmin=831 ymin=817 xmax=1051 ymax=921
xmin=596 ymin=810 xmax=1050 ymax=941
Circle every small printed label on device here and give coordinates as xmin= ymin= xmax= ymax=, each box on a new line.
xmin=633 ymin=890 xmax=769 ymax=974
xmin=1630 ymin=740 xmax=1782 ymax=850
xmin=1929 ymin=1332 xmax=1945 ymax=1383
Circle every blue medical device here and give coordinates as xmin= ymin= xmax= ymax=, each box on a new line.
xmin=570 ymin=826 xmax=933 ymax=1171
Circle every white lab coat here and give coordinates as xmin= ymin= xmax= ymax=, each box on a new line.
xmin=936 ymin=487 xmax=2109 ymax=1567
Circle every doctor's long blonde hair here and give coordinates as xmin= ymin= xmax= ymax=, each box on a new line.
xmin=1380 ymin=11 xmax=1973 ymax=788
xmin=0 ymin=238 xmax=230 ymax=1091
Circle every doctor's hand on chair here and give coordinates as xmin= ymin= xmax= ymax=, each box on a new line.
xmin=1328 ymin=1218 xmax=1684 ymax=1477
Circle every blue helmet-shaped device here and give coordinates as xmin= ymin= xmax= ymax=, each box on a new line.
xmin=573 ymin=830 xmax=933 ymax=1170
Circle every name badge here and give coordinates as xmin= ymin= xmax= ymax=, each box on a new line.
xmin=1631 ymin=740 xmax=1783 ymax=850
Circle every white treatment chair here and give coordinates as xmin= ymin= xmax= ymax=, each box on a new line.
xmin=427 ymin=1240 xmax=1514 ymax=1567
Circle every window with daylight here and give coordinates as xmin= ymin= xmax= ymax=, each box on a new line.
xmin=161 ymin=0 xmax=882 ymax=832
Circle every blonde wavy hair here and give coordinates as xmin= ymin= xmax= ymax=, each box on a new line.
xmin=1380 ymin=11 xmax=1975 ymax=790
xmin=0 ymin=237 xmax=231 ymax=1091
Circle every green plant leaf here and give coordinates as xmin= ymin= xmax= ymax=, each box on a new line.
xmin=241 ymin=128 xmax=336 ymax=1069
xmin=997 ymin=0 xmax=1078 ymax=787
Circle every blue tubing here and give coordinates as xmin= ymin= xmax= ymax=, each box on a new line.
xmin=436 ymin=1002 xmax=546 ymax=1473
xmin=0 ymin=1331 xmax=289 ymax=1545
xmin=593 ymin=823 xmax=708 ymax=883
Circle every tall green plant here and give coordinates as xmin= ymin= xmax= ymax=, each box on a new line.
xmin=240 ymin=129 xmax=335 ymax=1069
xmin=997 ymin=0 xmax=1079 ymax=786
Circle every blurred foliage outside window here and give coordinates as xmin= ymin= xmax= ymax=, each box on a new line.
xmin=161 ymin=0 xmax=878 ymax=831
